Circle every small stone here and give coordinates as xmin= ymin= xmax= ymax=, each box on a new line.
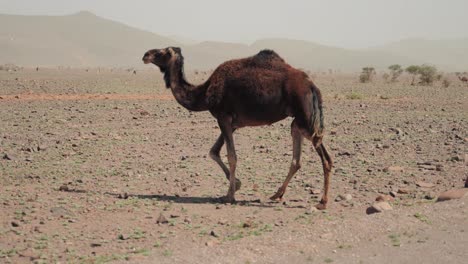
xmin=184 ymin=217 xmax=192 ymax=224
xmin=242 ymin=220 xmax=253 ymax=228
xmin=117 ymin=193 xmax=129 ymax=199
xmin=210 ymin=230 xmax=219 ymax=238
xmin=343 ymin=194 xmax=352 ymax=201
xmin=50 ymin=206 xmax=74 ymax=217
xmin=2 ymin=153 xmax=14 ymax=160
xmin=436 ymin=189 xmax=468 ymax=202
xmin=424 ymin=193 xmax=436 ymax=200
xmin=366 ymin=202 xmax=392 ymax=214
xmin=389 ymin=191 xmax=397 ymax=197
xmin=397 ymin=188 xmax=410 ymax=194
xmin=384 ymin=166 xmax=404 ymax=173
xmin=205 ymin=240 xmax=216 ymax=247
xmin=11 ymin=221 xmax=20 ymax=227
xmin=91 ymin=243 xmax=102 ymax=247
xmin=310 ymin=189 xmax=322 ymax=195
xmin=416 ymin=181 xmax=435 ymax=188
xmin=59 ymin=185 xmax=69 ymax=192
xmin=156 ymin=213 xmax=169 ymax=224
xmin=375 ymin=195 xmax=394 ymax=202
xmin=306 ymin=206 xmax=319 ymax=215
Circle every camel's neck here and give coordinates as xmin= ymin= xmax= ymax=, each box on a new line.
xmin=163 ymin=58 xmax=209 ymax=112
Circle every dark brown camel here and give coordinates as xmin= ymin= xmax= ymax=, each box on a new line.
xmin=458 ymin=76 xmax=468 ymax=84
xmin=142 ymin=47 xmax=333 ymax=209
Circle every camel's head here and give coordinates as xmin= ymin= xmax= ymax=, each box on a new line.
xmin=142 ymin=47 xmax=182 ymax=71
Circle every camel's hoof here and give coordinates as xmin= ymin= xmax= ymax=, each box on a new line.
xmin=235 ymin=180 xmax=242 ymax=192
xmin=315 ymin=203 xmax=327 ymax=210
xmin=269 ymin=192 xmax=284 ymax=202
xmin=219 ymin=196 xmax=236 ymax=204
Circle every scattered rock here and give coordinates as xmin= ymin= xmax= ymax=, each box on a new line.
xmin=436 ymin=189 xmax=468 ymax=202
xmin=306 ymin=206 xmax=319 ymax=215
xmin=58 ymin=185 xmax=69 ymax=192
xmin=2 ymin=153 xmax=14 ymax=160
xmin=416 ymin=181 xmax=435 ymax=188
xmin=366 ymin=202 xmax=393 ymax=214
xmin=389 ymin=191 xmax=397 ymax=197
xmin=310 ymin=189 xmax=321 ymax=195
xmin=117 ymin=192 xmax=129 ymax=199
xmin=210 ymin=230 xmax=219 ymax=238
xmin=375 ymin=195 xmax=394 ymax=202
xmin=205 ymin=240 xmax=216 ymax=247
xmin=118 ymin=234 xmax=130 ymax=240
xmin=90 ymin=243 xmax=102 ymax=247
xmin=242 ymin=220 xmax=253 ymax=228
xmin=50 ymin=206 xmax=74 ymax=217
xmin=343 ymin=194 xmax=353 ymax=201
xmin=11 ymin=221 xmax=20 ymax=227
xmin=384 ymin=166 xmax=404 ymax=173
xmin=156 ymin=213 xmax=169 ymax=224
xmin=335 ymin=194 xmax=352 ymax=202
xmin=424 ymin=193 xmax=436 ymax=200
xmin=397 ymin=188 xmax=411 ymax=194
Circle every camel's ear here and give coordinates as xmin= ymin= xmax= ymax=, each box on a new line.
xmin=172 ymin=47 xmax=182 ymax=55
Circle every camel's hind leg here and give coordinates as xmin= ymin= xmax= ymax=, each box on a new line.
xmin=270 ymin=120 xmax=303 ymax=201
xmin=209 ymin=133 xmax=241 ymax=191
xmin=312 ymin=137 xmax=333 ymax=210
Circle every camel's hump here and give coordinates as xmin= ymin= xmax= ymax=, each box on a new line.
xmin=254 ymin=49 xmax=284 ymax=61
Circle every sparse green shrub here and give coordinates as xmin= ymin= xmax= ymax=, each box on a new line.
xmin=405 ymin=65 xmax=420 ymax=85
xmin=418 ymin=64 xmax=438 ymax=85
xmin=388 ymin=64 xmax=403 ymax=82
xmin=359 ymin=67 xmax=375 ymax=83
xmin=347 ymin=92 xmax=363 ymax=100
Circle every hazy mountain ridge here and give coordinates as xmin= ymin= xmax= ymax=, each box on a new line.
xmin=1 ymin=12 xmax=467 ymax=71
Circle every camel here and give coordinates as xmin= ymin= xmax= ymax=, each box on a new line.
xmin=142 ymin=47 xmax=333 ymax=209
xmin=458 ymin=76 xmax=468 ymax=84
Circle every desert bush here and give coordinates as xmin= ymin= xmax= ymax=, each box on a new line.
xmin=388 ymin=64 xmax=403 ymax=82
xmin=405 ymin=65 xmax=420 ymax=85
xmin=347 ymin=92 xmax=363 ymax=100
xmin=359 ymin=67 xmax=375 ymax=83
xmin=418 ymin=64 xmax=438 ymax=85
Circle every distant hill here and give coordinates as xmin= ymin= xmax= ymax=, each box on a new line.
xmin=1 ymin=12 xmax=467 ymax=71
xmin=0 ymin=11 xmax=177 ymax=67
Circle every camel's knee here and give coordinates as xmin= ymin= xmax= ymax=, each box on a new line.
xmin=291 ymin=160 xmax=301 ymax=171
xmin=209 ymin=149 xmax=220 ymax=161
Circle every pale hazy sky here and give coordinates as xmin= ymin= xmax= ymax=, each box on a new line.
xmin=1 ymin=0 xmax=467 ymax=48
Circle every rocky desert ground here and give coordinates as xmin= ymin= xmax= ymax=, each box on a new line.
xmin=0 ymin=68 xmax=467 ymax=263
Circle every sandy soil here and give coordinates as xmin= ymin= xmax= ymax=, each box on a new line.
xmin=1 ymin=68 xmax=467 ymax=264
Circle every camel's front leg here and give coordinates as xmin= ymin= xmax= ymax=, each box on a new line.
xmin=217 ymin=115 xmax=237 ymax=203
xmin=209 ymin=133 xmax=241 ymax=191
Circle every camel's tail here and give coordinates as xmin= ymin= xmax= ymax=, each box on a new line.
xmin=309 ymin=83 xmax=324 ymax=138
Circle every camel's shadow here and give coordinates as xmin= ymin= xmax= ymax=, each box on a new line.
xmin=106 ymin=192 xmax=307 ymax=208
xmin=61 ymin=188 xmax=307 ymax=209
